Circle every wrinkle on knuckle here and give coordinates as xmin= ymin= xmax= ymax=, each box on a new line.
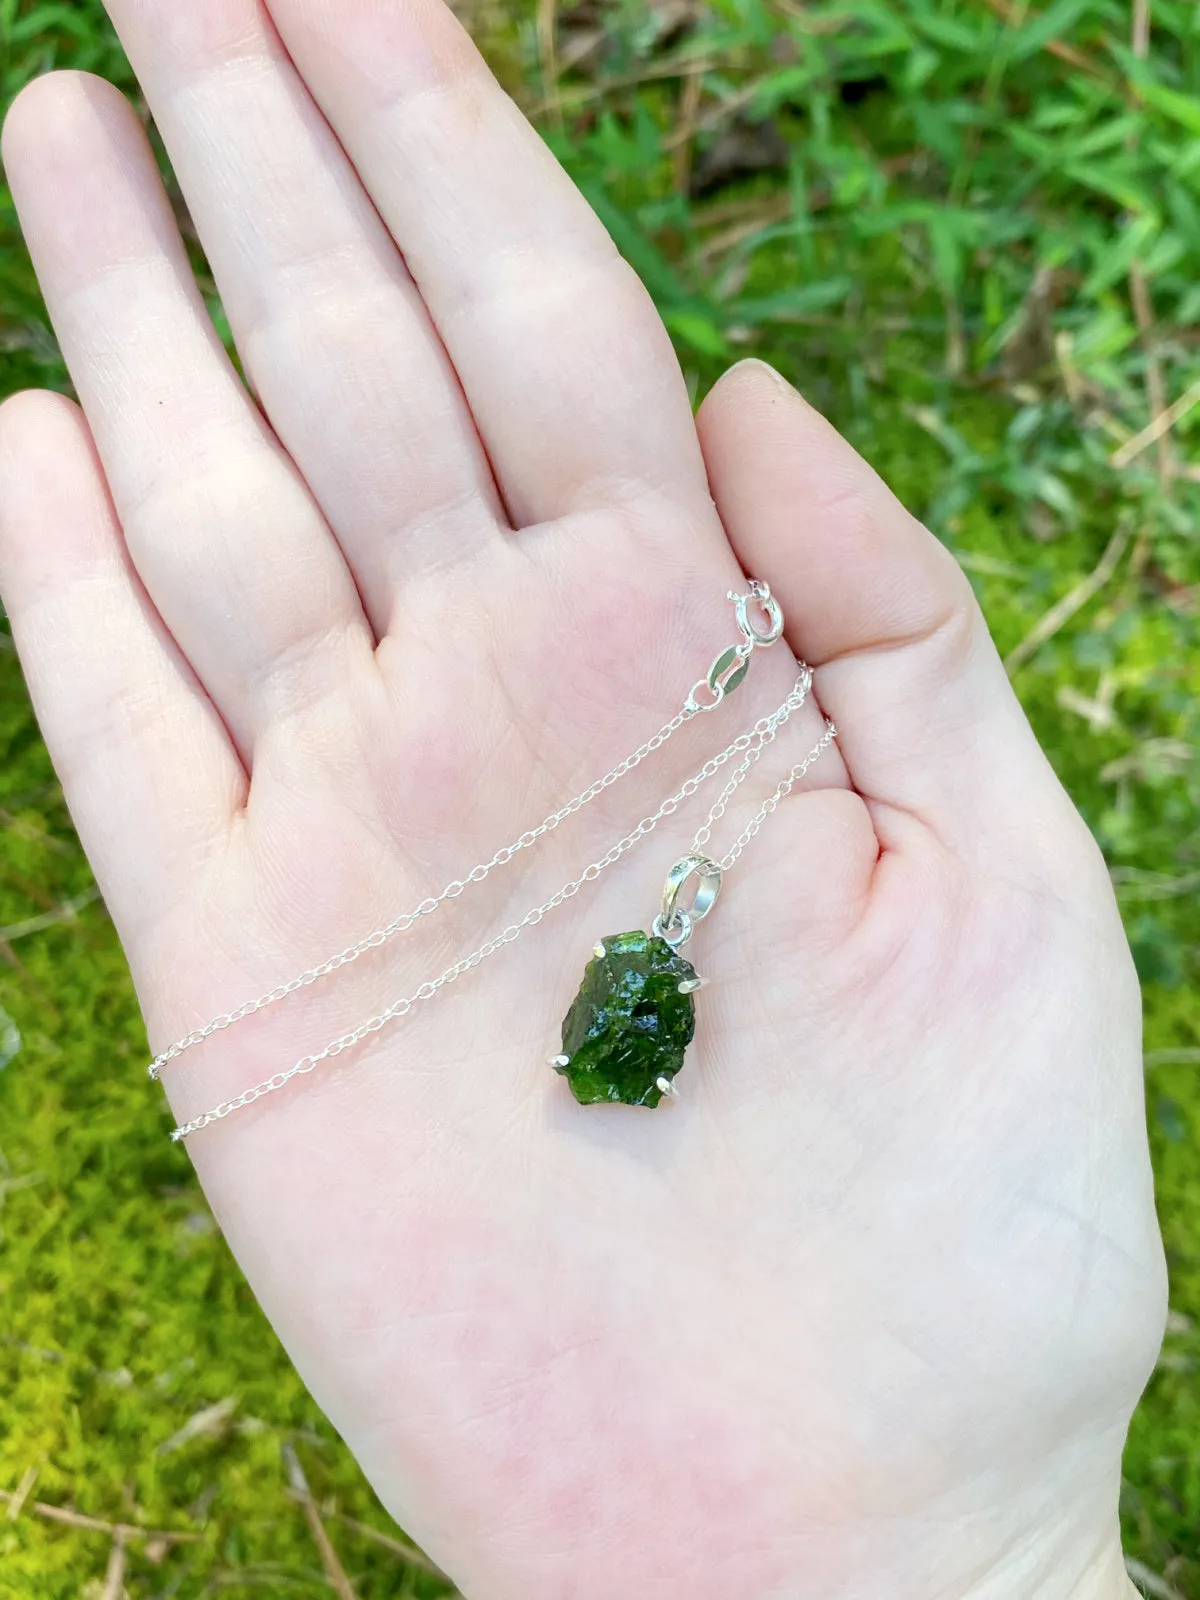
xmin=238 ymin=271 xmax=410 ymax=395
xmin=51 ymin=657 xmax=231 ymax=869
xmin=127 ymin=435 xmax=288 ymax=546
xmin=911 ymin=588 xmax=988 ymax=684
xmin=124 ymin=450 xmax=359 ymax=655
xmin=802 ymin=477 xmax=979 ymax=662
xmin=254 ymin=615 xmax=361 ymax=712
xmin=130 ymin=0 xmax=273 ymax=78
xmin=335 ymin=4 xmax=486 ymax=114
xmin=438 ymin=233 xmax=623 ymax=327
xmin=59 ymin=256 xmax=185 ymax=346
xmin=1024 ymin=811 xmax=1119 ymax=912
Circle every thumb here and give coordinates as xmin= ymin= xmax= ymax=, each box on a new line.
xmin=697 ymin=360 xmax=1081 ymax=867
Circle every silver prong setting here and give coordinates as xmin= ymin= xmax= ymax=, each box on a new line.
xmin=656 ymin=1075 xmax=680 ymax=1100
xmin=549 ymin=1053 xmax=570 ymax=1068
xmin=677 ymin=977 xmax=705 ymax=994
xmin=593 ymin=941 xmax=607 ymax=960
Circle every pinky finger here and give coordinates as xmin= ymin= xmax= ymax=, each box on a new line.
xmin=0 ymin=390 xmax=244 ymax=967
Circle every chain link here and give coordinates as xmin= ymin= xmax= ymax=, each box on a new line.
xmin=169 ymin=669 xmax=829 ymax=1140
xmin=689 ymin=703 xmax=838 ymax=870
xmin=149 ymin=703 xmax=694 ymax=1078
xmin=718 ymin=721 xmax=837 ymax=871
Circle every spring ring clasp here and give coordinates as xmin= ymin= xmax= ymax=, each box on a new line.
xmin=732 ymin=580 xmax=785 ymax=647
xmin=685 ymin=581 xmax=785 ymax=715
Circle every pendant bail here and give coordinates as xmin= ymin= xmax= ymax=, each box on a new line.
xmin=653 ymin=854 xmax=723 ymax=948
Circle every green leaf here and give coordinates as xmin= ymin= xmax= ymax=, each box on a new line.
xmin=663 ymin=309 xmax=730 ymax=358
xmin=0 ymin=1007 xmax=20 ymax=1071
xmin=910 ymin=12 xmax=987 ymax=52
xmin=1081 ymin=213 xmax=1160 ymax=298
xmin=1028 ymin=469 xmax=1078 ymax=523
xmin=1009 ymin=0 xmax=1091 ymax=61
xmin=926 ymin=211 xmax=965 ymax=291
xmin=1131 ymin=915 xmax=1185 ymax=988
xmin=9 ymin=4 xmax=96 ymax=41
xmin=1139 ymin=79 xmax=1200 ymax=138
xmin=1155 ymin=1093 xmax=1187 ymax=1144
xmin=1064 ymin=162 xmax=1157 ymax=213
xmin=1067 ymin=114 xmax=1146 ymax=161
xmin=730 ymin=278 xmax=854 ymax=322
xmin=1008 ymin=125 xmax=1062 ymax=167
xmin=575 ymin=181 xmax=689 ymax=305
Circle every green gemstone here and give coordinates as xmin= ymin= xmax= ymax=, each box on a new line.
xmin=555 ymin=930 xmax=698 ymax=1107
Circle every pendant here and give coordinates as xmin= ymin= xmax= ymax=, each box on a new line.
xmin=553 ymin=856 xmax=720 ymax=1107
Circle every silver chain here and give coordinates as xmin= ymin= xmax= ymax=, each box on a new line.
xmin=148 ymin=700 xmax=694 ymax=1079
xmin=722 ymin=729 xmax=836 ymax=869
xmin=693 ymin=713 xmax=837 ymax=871
xmin=168 ymin=673 xmax=835 ymax=1141
xmin=150 ymin=581 xmax=787 ymax=1081
xmin=159 ymin=581 xmax=839 ymax=1141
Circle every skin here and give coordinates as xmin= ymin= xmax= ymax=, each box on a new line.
xmin=0 ymin=1 xmax=1166 ymax=1595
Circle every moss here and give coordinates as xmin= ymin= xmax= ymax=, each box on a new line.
xmin=0 ymin=646 xmax=453 ymax=1595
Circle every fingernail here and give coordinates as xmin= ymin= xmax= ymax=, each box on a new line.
xmin=737 ymin=357 xmax=794 ymax=391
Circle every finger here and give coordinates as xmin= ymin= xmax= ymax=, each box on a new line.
xmin=2 ymin=72 xmax=369 ymax=759
xmin=262 ymin=0 xmax=716 ymax=534
xmin=99 ymin=0 xmax=505 ymax=634
xmin=0 ymin=389 xmax=243 ymax=953
xmin=697 ymin=362 xmax=1077 ymax=857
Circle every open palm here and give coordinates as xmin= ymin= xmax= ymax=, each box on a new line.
xmin=0 ymin=2 xmax=1165 ymax=1595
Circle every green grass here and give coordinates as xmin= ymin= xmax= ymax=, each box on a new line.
xmin=1 ymin=0 xmax=1199 ymax=1593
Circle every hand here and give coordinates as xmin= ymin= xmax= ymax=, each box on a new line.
xmin=0 ymin=2 xmax=1164 ymax=1595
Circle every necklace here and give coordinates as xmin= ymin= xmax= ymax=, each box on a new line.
xmin=159 ymin=583 xmax=836 ymax=1140
xmin=552 ymin=703 xmax=835 ymax=1108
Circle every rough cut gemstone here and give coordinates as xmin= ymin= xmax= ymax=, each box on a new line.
xmin=555 ymin=930 xmax=698 ymax=1107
